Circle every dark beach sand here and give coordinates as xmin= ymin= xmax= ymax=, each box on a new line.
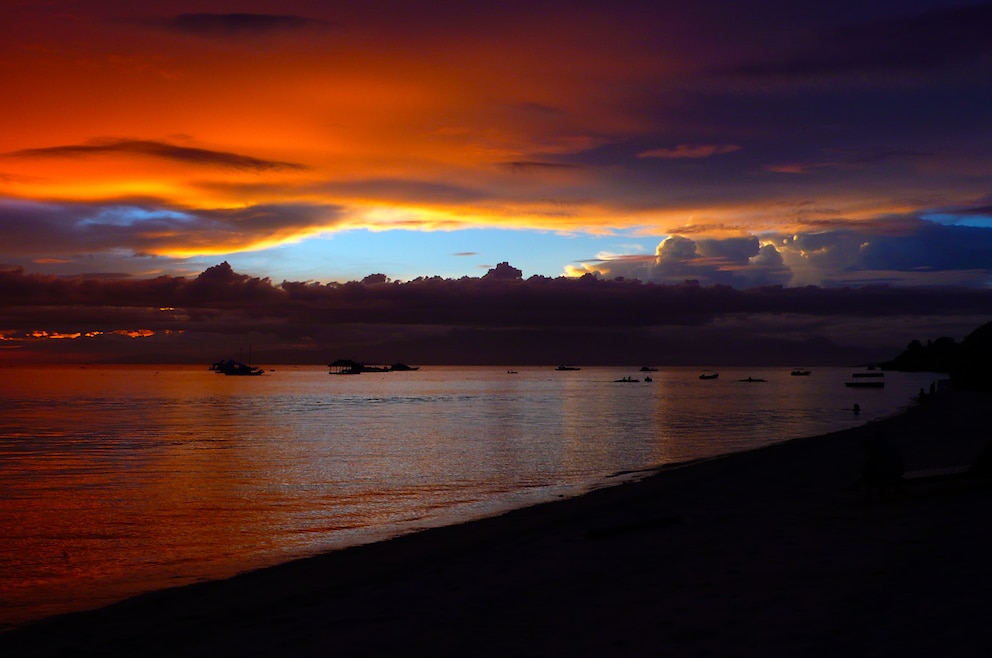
xmin=4 ymin=386 xmax=992 ymax=657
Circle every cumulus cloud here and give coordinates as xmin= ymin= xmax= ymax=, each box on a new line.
xmin=656 ymin=235 xmax=699 ymax=263
xmin=771 ymin=218 xmax=992 ymax=287
xmin=585 ymin=235 xmax=792 ymax=287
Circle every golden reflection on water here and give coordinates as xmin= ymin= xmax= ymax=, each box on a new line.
xmin=0 ymin=364 xmax=936 ymax=627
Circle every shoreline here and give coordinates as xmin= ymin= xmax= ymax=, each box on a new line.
xmin=4 ymin=386 xmax=991 ymax=656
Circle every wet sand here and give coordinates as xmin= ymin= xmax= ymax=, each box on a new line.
xmin=3 ymin=386 xmax=991 ymax=657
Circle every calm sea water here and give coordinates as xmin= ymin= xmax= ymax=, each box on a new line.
xmin=0 ymin=364 xmax=938 ymax=627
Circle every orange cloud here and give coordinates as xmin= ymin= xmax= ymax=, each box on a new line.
xmin=638 ymin=144 xmax=742 ymax=159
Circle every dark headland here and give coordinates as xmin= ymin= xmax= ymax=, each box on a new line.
xmin=3 ymin=382 xmax=992 ymax=657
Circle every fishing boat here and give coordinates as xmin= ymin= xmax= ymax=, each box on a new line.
xmin=739 ymin=376 xmax=767 ymax=383
xmin=699 ymin=372 xmax=719 ymax=380
xmin=556 ymin=365 xmax=581 ymax=371
xmin=790 ymin=369 xmax=812 ymax=376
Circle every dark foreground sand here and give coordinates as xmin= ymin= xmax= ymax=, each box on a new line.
xmin=4 ymin=387 xmax=992 ymax=657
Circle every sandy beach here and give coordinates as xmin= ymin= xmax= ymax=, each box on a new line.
xmin=3 ymin=385 xmax=991 ymax=657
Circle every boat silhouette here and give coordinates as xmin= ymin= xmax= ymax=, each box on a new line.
xmin=210 ymin=359 xmax=264 ymax=376
xmin=329 ymin=359 xmax=420 ymax=374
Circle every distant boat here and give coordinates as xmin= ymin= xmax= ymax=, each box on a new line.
xmin=329 ymin=360 xmax=359 ymax=374
xmin=329 ymin=359 xmax=419 ymax=374
xmin=699 ymin=372 xmax=719 ymax=380
xmin=507 ymin=369 xmax=518 ymax=374
xmin=739 ymin=376 xmax=766 ymax=383
xmin=210 ymin=359 xmax=264 ymax=376
xmin=845 ymin=380 xmax=885 ymax=388
xmin=644 ymin=375 xmax=653 ymax=382
xmin=639 ymin=366 xmax=658 ymax=372
xmin=328 ymin=359 xmax=368 ymax=374
xmin=790 ymin=369 xmax=812 ymax=376
xmin=556 ymin=365 xmax=581 ymax=371
xmin=846 ymin=369 xmax=885 ymax=388
xmin=614 ymin=376 xmax=640 ymax=383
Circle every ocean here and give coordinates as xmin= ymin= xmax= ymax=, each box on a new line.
xmin=0 ymin=364 xmax=939 ymax=628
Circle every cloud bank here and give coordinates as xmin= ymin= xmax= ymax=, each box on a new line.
xmin=2 ymin=262 xmax=989 ymax=367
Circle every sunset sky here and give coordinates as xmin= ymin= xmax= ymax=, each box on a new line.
xmin=2 ymin=1 xmax=992 ymax=364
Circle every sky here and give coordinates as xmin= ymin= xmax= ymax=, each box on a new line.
xmin=2 ymin=0 xmax=992 ymax=365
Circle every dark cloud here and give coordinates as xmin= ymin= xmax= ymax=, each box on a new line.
xmin=481 ymin=262 xmax=523 ymax=281
xmin=165 ymin=13 xmax=330 ymax=37
xmin=0 ymin=200 xmax=342 ymax=264
xmin=7 ymin=139 xmax=305 ymax=173
xmin=728 ymin=3 xmax=992 ymax=80
xmin=781 ymin=219 xmax=992 ymax=283
xmin=4 ymin=262 xmax=991 ymax=367
xmin=696 ymin=236 xmax=761 ymax=265
xmin=361 ymin=273 xmax=390 ymax=285
xmin=861 ymin=223 xmax=992 ymax=272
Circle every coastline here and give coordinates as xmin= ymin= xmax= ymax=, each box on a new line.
xmin=4 ymin=386 xmax=991 ymax=656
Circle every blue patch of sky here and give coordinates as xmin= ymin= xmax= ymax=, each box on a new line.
xmin=81 ymin=206 xmax=193 ymax=227
xmin=219 ymin=228 xmax=662 ymax=283
xmin=922 ymin=213 xmax=992 ymax=229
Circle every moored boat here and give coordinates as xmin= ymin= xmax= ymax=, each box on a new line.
xmin=210 ymin=359 xmax=264 ymax=376
xmin=329 ymin=359 xmax=419 ymax=374
xmin=845 ymin=368 xmax=885 ymax=388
